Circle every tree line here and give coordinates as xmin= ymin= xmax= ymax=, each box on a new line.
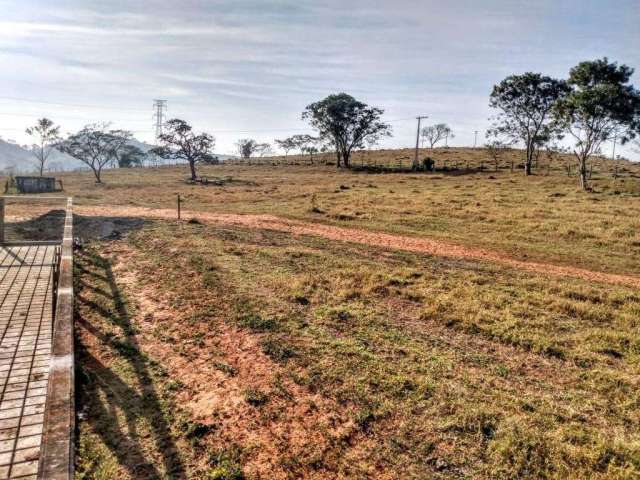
xmin=21 ymin=57 xmax=639 ymax=190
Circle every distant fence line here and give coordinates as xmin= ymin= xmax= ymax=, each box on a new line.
xmin=217 ymin=151 xmax=634 ymax=178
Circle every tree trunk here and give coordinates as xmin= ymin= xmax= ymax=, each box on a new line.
xmin=92 ymin=166 xmax=102 ymax=184
xmin=343 ymin=150 xmax=351 ymax=169
xmin=579 ymin=157 xmax=589 ymax=190
xmin=189 ymin=159 xmax=197 ymax=181
xmin=335 ymin=150 xmax=341 ymax=168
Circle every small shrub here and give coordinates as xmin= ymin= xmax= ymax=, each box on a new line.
xmin=202 ymin=271 xmax=219 ymax=288
xmin=422 ymin=157 xmax=435 ymax=171
xmin=207 ymin=448 xmax=245 ymax=480
xmin=243 ymin=388 xmax=268 ymax=407
xmin=260 ymin=336 xmax=296 ymax=362
xmin=238 ymin=313 xmax=277 ymax=332
xmin=183 ymin=421 xmax=215 ymax=445
xmin=213 ymin=362 xmax=238 ymax=377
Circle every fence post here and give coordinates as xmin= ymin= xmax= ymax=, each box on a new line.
xmin=177 ymin=194 xmax=181 ymax=220
xmin=0 ymin=197 xmax=4 ymax=244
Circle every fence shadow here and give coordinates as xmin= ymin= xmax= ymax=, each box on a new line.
xmin=74 ymin=247 xmax=186 ymax=479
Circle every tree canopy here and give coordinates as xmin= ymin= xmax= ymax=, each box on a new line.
xmin=57 ymin=123 xmax=131 ymax=183
xmin=150 ymin=119 xmax=216 ymax=181
xmin=117 ymin=144 xmax=146 ymax=168
xmin=236 ymin=139 xmax=271 ymax=159
xmin=302 ymin=93 xmax=391 ymax=168
xmin=489 ymin=73 xmax=569 ymax=175
xmin=555 ymin=58 xmax=640 ymax=189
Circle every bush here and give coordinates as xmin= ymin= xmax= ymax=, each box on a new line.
xmin=422 ymin=157 xmax=435 ymax=171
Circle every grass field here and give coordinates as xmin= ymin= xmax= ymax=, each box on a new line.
xmin=8 ymin=147 xmax=640 ymax=479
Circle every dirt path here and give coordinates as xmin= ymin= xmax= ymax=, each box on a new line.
xmin=75 ymin=204 xmax=640 ymax=289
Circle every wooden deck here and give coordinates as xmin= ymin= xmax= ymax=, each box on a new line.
xmin=0 ymin=245 xmax=57 ymax=479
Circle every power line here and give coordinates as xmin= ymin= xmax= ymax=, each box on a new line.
xmin=0 ymin=95 xmax=149 ymax=112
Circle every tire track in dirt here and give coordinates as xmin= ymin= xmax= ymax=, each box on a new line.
xmin=76 ymin=205 xmax=640 ymax=290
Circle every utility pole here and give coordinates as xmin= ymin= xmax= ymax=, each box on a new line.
xmin=474 ymin=130 xmax=478 ymax=148
xmin=152 ymin=99 xmax=167 ymax=144
xmin=413 ymin=115 xmax=428 ymax=170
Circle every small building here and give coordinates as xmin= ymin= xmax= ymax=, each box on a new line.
xmin=14 ymin=176 xmax=61 ymax=194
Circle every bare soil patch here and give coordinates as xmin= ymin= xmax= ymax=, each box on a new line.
xmin=76 ymin=205 xmax=640 ymax=289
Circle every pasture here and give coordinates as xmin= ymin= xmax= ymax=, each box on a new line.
xmin=15 ymin=147 xmax=640 ymax=479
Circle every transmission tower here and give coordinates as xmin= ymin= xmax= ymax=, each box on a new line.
xmin=152 ymin=99 xmax=167 ymax=144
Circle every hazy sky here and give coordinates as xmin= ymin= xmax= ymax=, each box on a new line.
xmin=1 ymin=0 xmax=639 ymax=158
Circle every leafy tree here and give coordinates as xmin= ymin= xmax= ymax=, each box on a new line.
xmin=57 ymin=123 xmax=131 ymax=183
xmin=150 ymin=119 xmax=215 ymax=181
xmin=421 ymin=123 xmax=453 ymax=148
xmin=302 ymin=93 xmax=391 ymax=168
xmin=235 ymin=138 xmax=271 ymax=159
xmin=117 ymin=144 xmax=146 ymax=168
xmin=25 ymin=118 xmax=60 ymax=176
xmin=489 ymin=73 xmax=569 ymax=175
xmin=555 ymin=58 xmax=640 ymax=190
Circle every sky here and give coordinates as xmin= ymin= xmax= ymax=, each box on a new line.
xmin=0 ymin=0 xmax=639 ymax=158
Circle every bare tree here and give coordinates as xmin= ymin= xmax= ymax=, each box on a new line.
xmin=289 ymin=134 xmax=317 ymax=155
xmin=485 ymin=140 xmax=507 ymax=171
xmin=150 ymin=119 xmax=216 ymax=181
xmin=255 ymin=142 xmax=272 ymax=157
xmin=25 ymin=118 xmax=60 ymax=176
xmin=274 ymin=138 xmax=296 ymax=157
xmin=421 ymin=123 xmax=454 ymax=148
xmin=57 ymin=123 xmax=131 ymax=183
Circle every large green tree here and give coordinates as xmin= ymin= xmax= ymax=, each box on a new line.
xmin=489 ymin=73 xmax=569 ymax=175
xmin=302 ymin=93 xmax=391 ymax=168
xmin=150 ymin=119 xmax=216 ymax=181
xmin=116 ymin=144 xmax=146 ymax=168
xmin=555 ymin=58 xmax=640 ymax=190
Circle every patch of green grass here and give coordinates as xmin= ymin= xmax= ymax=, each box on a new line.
xmin=260 ymin=336 xmax=296 ymax=362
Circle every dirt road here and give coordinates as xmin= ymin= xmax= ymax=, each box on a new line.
xmin=75 ymin=205 xmax=640 ymax=289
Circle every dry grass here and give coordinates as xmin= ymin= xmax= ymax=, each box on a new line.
xmin=26 ymin=147 xmax=640 ymax=275
xmin=13 ymin=146 xmax=640 ymax=479
xmin=75 ymin=219 xmax=640 ymax=478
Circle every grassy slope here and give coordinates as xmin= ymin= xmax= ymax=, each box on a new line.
xmin=37 ymin=148 xmax=640 ymax=275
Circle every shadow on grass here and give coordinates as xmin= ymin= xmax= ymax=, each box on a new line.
xmin=75 ymin=247 xmax=186 ymax=479
xmin=3 ymin=209 xmax=147 ymax=243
